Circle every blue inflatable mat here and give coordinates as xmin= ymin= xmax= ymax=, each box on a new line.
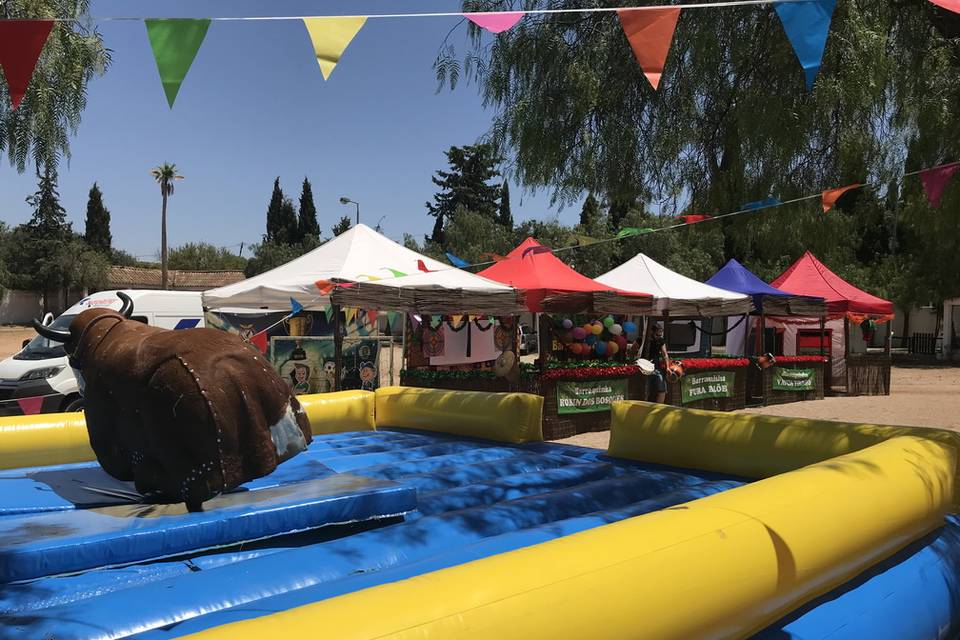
xmin=0 ymin=474 xmax=416 ymax=583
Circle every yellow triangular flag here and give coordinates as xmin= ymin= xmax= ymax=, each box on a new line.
xmin=303 ymin=17 xmax=367 ymax=80
xmin=344 ymin=307 xmax=357 ymax=325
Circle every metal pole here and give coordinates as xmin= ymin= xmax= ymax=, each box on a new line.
xmin=355 ymin=202 xmax=360 ymax=226
xmin=332 ymin=303 xmax=343 ymax=392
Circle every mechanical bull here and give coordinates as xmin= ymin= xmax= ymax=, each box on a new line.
xmin=33 ymin=293 xmax=313 ymax=511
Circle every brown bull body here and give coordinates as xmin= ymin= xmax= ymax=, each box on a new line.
xmin=62 ymin=307 xmax=312 ymax=510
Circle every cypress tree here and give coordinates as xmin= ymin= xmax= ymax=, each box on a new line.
xmin=579 ymin=193 xmax=600 ymax=228
xmin=84 ymin=182 xmax=112 ymax=252
xmin=297 ymin=177 xmax=321 ymax=241
xmin=497 ymin=182 xmax=513 ymax=228
xmin=265 ymin=177 xmax=284 ymax=242
xmin=276 ymin=197 xmax=299 ymax=245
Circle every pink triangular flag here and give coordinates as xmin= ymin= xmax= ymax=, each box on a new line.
xmin=0 ymin=20 xmax=54 ymax=110
xmin=617 ymin=8 xmax=681 ymax=90
xmin=929 ymin=0 xmax=960 ymax=13
xmin=464 ymin=11 xmax=525 ymax=34
xmin=17 ymin=396 xmax=44 ymax=415
xmin=920 ymin=163 xmax=960 ymax=208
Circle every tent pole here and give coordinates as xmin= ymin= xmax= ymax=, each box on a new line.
xmin=398 ymin=311 xmax=406 ymax=386
xmin=843 ymin=316 xmax=850 ymax=394
xmin=333 ymin=304 xmax=343 ymax=392
xmin=537 ymin=312 xmax=549 ymax=370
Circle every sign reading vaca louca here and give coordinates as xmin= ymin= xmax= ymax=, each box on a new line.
xmin=680 ymin=371 xmax=735 ymax=404
xmin=557 ymin=379 xmax=629 ymax=414
xmin=772 ymin=367 xmax=816 ymax=391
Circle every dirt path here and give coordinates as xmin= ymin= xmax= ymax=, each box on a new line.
xmin=556 ymin=365 xmax=960 ymax=450
xmin=0 ymin=326 xmax=35 ymax=360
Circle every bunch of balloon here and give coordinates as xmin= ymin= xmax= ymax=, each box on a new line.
xmin=556 ymin=315 xmax=641 ymax=360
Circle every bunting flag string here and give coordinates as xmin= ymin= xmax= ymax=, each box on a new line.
xmin=821 ymin=183 xmax=861 ymax=213
xmin=919 ymin=163 xmax=960 ymax=208
xmin=289 ymin=297 xmax=304 ymax=315
xmin=743 ymin=197 xmax=782 ymax=210
xmin=774 ymin=0 xmax=836 ymax=89
xmin=572 ymin=234 xmax=602 ymax=246
xmin=344 ymin=307 xmax=357 ymax=325
xmin=0 ymin=20 xmax=53 ymax=110
xmin=464 ymin=11 xmax=525 ymax=33
xmin=445 ymin=252 xmax=470 ymax=268
xmin=145 ymin=19 xmax=210 ymax=108
xmin=618 ymin=7 xmax=682 ymax=90
xmin=679 ymin=214 xmax=713 ymax=224
xmin=616 ymin=227 xmax=654 ymax=239
xmin=303 ymin=16 xmax=367 ymax=80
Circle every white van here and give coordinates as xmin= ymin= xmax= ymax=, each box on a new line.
xmin=0 ymin=290 xmax=204 ymax=416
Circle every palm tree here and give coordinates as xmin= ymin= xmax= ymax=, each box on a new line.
xmin=150 ymin=163 xmax=184 ymax=289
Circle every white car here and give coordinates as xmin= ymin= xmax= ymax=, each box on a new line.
xmin=0 ymin=290 xmax=204 ymax=416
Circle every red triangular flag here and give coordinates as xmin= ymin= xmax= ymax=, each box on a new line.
xmin=16 ymin=396 xmax=44 ymax=415
xmin=417 ymin=260 xmax=434 ymax=273
xmin=929 ymin=0 xmax=960 ymax=13
xmin=679 ymin=214 xmax=713 ymax=224
xmin=367 ymin=309 xmax=378 ymax=326
xmin=315 ymin=279 xmax=336 ymax=295
xmin=249 ymin=331 xmax=268 ymax=354
xmin=0 ymin=20 xmax=54 ymax=110
xmin=822 ymin=184 xmax=861 ymax=213
xmin=919 ymin=163 xmax=960 ymax=208
xmin=617 ymin=8 xmax=681 ymax=90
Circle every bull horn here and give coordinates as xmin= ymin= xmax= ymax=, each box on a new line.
xmin=32 ymin=319 xmax=70 ymax=343
xmin=117 ymin=292 xmax=134 ymax=319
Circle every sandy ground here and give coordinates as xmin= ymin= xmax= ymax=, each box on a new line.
xmin=0 ymin=326 xmax=35 ymax=359
xmin=556 ymin=365 xmax=960 ymax=450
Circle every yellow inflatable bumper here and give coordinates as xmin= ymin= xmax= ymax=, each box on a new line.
xmin=0 ymin=412 xmax=94 ymax=470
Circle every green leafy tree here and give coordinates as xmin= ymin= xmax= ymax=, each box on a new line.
xmin=497 ymin=182 xmax=513 ymax=228
xmin=297 ymin=177 xmax=321 ymax=242
xmin=332 ymin=215 xmax=352 ymax=237
xmin=426 ymin=143 xmax=502 ymax=244
xmin=150 ymin=162 xmax=183 ymax=290
xmin=276 ymin=197 xmax=298 ymax=244
xmin=83 ymin=182 xmax=111 ymax=253
xmin=0 ymin=0 xmax=111 ymax=175
xmin=168 ymin=242 xmax=247 ymax=271
xmin=265 ymin=178 xmax=285 ymax=243
xmin=579 ymin=194 xmax=600 ymax=227
xmin=244 ymin=237 xmax=320 ymax=277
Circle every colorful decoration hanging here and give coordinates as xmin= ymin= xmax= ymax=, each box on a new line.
xmin=445 ymin=252 xmax=470 ymax=268
xmin=464 ymin=11 xmax=525 ymax=33
xmin=616 ymin=227 xmax=654 ymax=239
xmin=303 ymin=16 xmax=367 ymax=80
xmin=314 ymin=279 xmax=336 ymax=294
xmin=494 ymin=317 xmax=515 ymax=351
xmin=617 ymin=8 xmax=682 ymax=90
xmin=145 ymin=19 xmax=211 ymax=108
xmin=821 ymin=183 xmax=861 ymax=212
xmin=289 ymin=297 xmax=304 ymax=315
xmin=775 ymin=0 xmax=837 ymax=89
xmin=15 ymin=396 xmax=44 ymax=415
xmin=521 ymin=245 xmax=552 ymax=259
xmin=421 ymin=316 xmax=445 ymax=357
xmin=417 ymin=259 xmax=435 ymax=273
xmin=679 ymin=214 xmax=713 ymax=224
xmin=919 ymin=163 xmax=960 ymax=208
xmin=0 ymin=20 xmax=54 ymax=110
xmin=249 ymin=331 xmax=268 ymax=354
xmin=742 ymin=197 xmax=782 ymax=210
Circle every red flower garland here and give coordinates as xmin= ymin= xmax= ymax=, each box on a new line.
xmin=541 ymin=365 xmax=641 ymax=381
xmin=676 ymin=358 xmax=750 ymax=372
xmin=771 ymin=355 xmax=828 ymax=364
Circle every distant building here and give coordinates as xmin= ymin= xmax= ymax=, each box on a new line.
xmin=106 ymin=266 xmax=245 ymax=292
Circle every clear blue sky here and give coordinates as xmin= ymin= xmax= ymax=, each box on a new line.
xmin=0 ymin=0 xmax=580 ymax=261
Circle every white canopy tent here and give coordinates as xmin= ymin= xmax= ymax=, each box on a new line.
xmin=203 ymin=224 xmax=523 ymax=315
xmin=595 ymin=253 xmax=753 ymax=317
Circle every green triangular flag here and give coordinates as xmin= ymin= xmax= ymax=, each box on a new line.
xmin=385 ymin=311 xmax=399 ymax=331
xmin=616 ymin=227 xmax=654 ymax=239
xmin=145 ymin=19 xmax=211 ymax=108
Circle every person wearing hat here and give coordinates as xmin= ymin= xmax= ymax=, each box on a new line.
xmin=645 ymin=322 xmax=671 ymax=403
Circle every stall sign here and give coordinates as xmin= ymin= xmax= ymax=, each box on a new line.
xmin=681 ymin=371 xmax=735 ymax=404
xmin=557 ymin=379 xmax=628 ymax=414
xmin=772 ymin=367 xmax=816 ymax=391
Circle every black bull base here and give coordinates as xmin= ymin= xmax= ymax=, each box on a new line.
xmin=62 ymin=308 xmax=313 ymax=511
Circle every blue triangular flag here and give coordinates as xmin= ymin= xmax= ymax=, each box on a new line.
xmin=775 ymin=0 xmax=836 ymax=89
xmin=742 ymin=197 xmax=782 ymax=210
xmin=290 ymin=297 xmax=304 ymax=315
xmin=445 ymin=252 xmax=470 ymax=269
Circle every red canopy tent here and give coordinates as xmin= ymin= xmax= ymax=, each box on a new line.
xmin=772 ymin=251 xmax=893 ymax=321
xmin=477 ymin=238 xmax=651 ymax=313
xmin=769 ymin=251 xmax=892 ymax=396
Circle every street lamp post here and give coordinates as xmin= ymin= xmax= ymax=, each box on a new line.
xmin=375 ymin=215 xmax=387 ymax=232
xmin=339 ymin=197 xmax=359 ymax=225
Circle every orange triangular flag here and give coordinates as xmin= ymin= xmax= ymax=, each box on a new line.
xmin=617 ymin=8 xmax=681 ymax=90
xmin=315 ymin=279 xmax=336 ymax=295
xmin=821 ymin=184 xmax=861 ymax=213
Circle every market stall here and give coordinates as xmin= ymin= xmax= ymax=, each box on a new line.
xmin=706 ymin=258 xmax=828 ymax=405
xmin=769 ymin=251 xmax=894 ymax=396
xmin=459 ymin=238 xmax=654 ymax=439
xmin=203 ymin=224 xmax=525 ymax=395
xmin=596 ymin=253 xmax=755 ymax=411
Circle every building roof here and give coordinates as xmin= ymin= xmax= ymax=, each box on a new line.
xmin=106 ymin=266 xmax=246 ymax=291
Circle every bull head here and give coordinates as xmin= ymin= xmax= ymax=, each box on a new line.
xmin=32 ymin=292 xmax=134 ymax=343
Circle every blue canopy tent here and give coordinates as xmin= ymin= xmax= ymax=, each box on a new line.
xmin=706 ymin=259 xmax=826 ymax=356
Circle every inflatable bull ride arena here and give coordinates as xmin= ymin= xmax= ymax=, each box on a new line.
xmin=0 ymin=227 xmax=941 ymax=639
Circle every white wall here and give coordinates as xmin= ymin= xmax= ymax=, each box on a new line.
xmin=0 ymin=290 xmax=43 ymax=325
